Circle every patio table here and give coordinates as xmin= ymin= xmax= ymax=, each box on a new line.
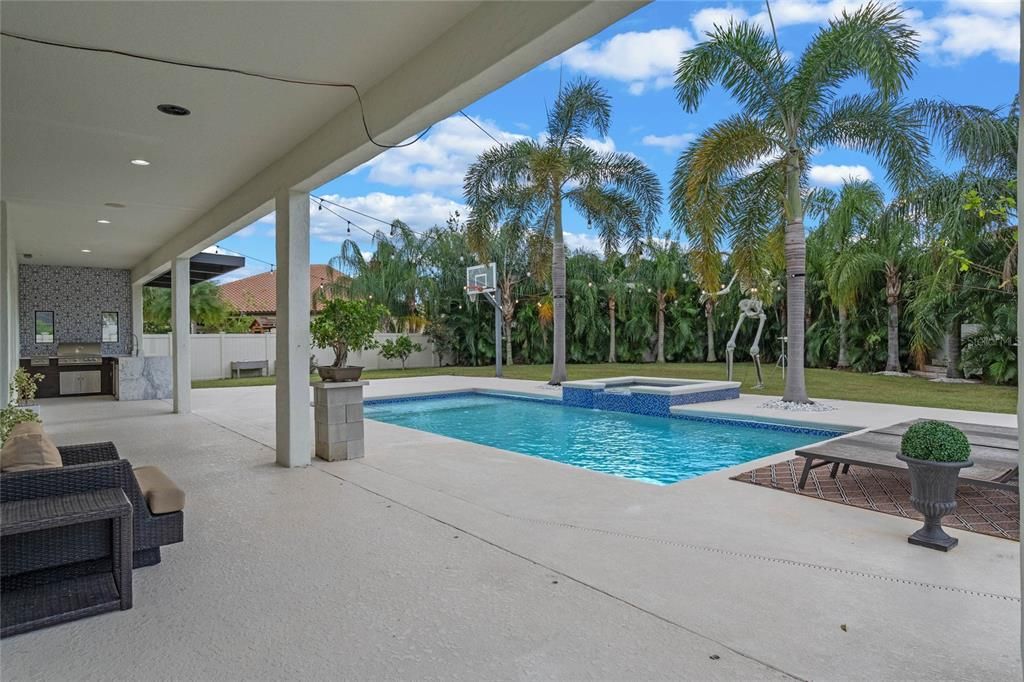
xmin=1 ymin=488 xmax=133 ymax=637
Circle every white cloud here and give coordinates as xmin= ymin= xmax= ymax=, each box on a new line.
xmin=691 ymin=6 xmax=751 ymax=37
xmin=355 ymin=114 xmax=526 ymax=192
xmin=945 ymin=0 xmax=1019 ymax=17
xmin=693 ymin=0 xmax=1019 ymax=63
xmin=808 ymin=164 xmax=873 ymax=186
xmin=557 ymin=27 xmax=695 ymax=94
xmin=310 ymin=192 xmax=465 ymax=242
xmin=233 ymin=225 xmax=258 ymax=238
xmin=563 ymin=231 xmax=605 ymax=254
xmin=919 ymin=10 xmax=1019 ymax=63
xmin=641 ymin=133 xmax=696 ymax=153
xmin=582 ymin=136 xmax=617 ymax=154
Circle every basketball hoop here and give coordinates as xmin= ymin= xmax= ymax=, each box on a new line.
xmin=465 ymin=262 xmax=502 ymax=378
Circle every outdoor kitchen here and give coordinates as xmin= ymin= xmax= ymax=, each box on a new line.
xmin=17 ymin=264 xmax=171 ymax=400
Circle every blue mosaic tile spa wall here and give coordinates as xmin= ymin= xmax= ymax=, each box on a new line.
xmin=563 ymin=385 xmax=740 ymax=416
xmin=19 ymin=264 xmax=133 ymax=356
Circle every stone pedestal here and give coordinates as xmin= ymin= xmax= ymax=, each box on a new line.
xmin=313 ymin=380 xmax=367 ymax=461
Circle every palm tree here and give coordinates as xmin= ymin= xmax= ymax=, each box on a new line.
xmin=332 ymin=221 xmax=422 ymax=332
xmin=598 ymin=254 xmax=630 ymax=363
xmin=467 ymin=217 xmax=549 ymax=367
xmin=814 ymin=180 xmax=885 ymax=368
xmin=645 ymin=239 xmax=685 ymax=363
xmin=835 ymin=204 xmax=919 ymax=372
xmin=465 ymin=77 xmax=662 ymax=384
xmin=671 ymin=3 xmax=927 ymax=402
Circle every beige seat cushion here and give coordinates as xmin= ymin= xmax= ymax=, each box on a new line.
xmin=133 ymin=465 xmax=185 ymax=514
xmin=1 ymin=421 xmax=62 ymax=472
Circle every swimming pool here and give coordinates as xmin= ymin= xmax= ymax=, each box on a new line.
xmin=364 ymin=392 xmax=843 ymax=485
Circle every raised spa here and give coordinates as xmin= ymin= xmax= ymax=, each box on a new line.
xmin=561 ymin=376 xmax=741 ymax=417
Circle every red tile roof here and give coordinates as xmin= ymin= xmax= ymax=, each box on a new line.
xmin=218 ymin=265 xmax=347 ymax=314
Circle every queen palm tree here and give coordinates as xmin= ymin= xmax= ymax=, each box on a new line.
xmin=670 ymin=3 xmax=927 ymax=402
xmin=645 ymin=239 xmax=686 ymax=363
xmin=814 ymin=180 xmax=885 ymax=368
xmin=834 ymin=203 xmax=919 ymax=372
xmin=464 ymin=78 xmax=662 ymax=384
xmin=332 ymin=221 xmax=423 ymax=332
xmin=599 ymin=254 xmax=630 ymax=363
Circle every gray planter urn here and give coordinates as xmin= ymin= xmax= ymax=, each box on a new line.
xmin=896 ymin=453 xmax=973 ymax=551
xmin=317 ymin=365 xmax=364 ymax=382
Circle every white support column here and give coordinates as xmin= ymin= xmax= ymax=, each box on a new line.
xmin=0 ymin=201 xmax=14 ymax=398
xmin=131 ymin=282 xmax=145 ymax=356
xmin=275 ymin=189 xmax=311 ymax=467
xmin=171 ymin=256 xmax=191 ymax=414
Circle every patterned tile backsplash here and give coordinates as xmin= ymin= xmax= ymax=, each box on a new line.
xmin=19 ymin=264 xmax=133 ymax=356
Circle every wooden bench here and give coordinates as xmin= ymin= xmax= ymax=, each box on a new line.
xmin=230 ymin=360 xmax=269 ymax=379
xmin=795 ymin=419 xmax=1019 ymax=492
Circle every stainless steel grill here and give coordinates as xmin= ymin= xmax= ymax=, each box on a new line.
xmin=56 ymin=342 xmax=102 ymax=366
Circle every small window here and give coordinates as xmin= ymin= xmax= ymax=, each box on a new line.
xmin=101 ymin=312 xmax=118 ymax=343
xmin=34 ymin=311 xmax=54 ymax=343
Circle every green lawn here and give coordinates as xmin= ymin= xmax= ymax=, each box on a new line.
xmin=191 ymin=362 xmax=1017 ymax=414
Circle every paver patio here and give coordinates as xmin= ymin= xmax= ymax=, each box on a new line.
xmin=2 ymin=377 xmax=1019 ymax=680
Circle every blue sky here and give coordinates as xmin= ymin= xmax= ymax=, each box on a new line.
xmin=212 ymin=0 xmax=1020 ymax=282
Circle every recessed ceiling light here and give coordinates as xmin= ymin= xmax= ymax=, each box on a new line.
xmin=130 ymin=159 xmax=150 ymax=166
xmin=96 ymin=219 xmax=111 ymax=224
xmin=81 ymin=249 xmax=92 ymax=253
xmin=104 ymin=202 xmax=126 ymax=208
xmin=157 ymin=104 xmax=190 ymax=117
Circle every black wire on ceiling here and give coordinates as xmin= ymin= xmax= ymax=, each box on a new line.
xmin=0 ymin=30 xmax=432 ymax=150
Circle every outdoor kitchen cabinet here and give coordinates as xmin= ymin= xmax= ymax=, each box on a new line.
xmin=19 ymin=358 xmax=115 ymax=398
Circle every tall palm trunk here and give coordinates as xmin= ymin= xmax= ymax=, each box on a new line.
xmin=884 ymin=265 xmax=902 ymax=373
xmin=782 ymin=151 xmax=810 ymax=403
xmin=656 ymin=292 xmax=667 ymax=363
xmin=946 ymin=315 xmax=962 ymax=379
xmin=504 ymin=320 xmax=514 ymax=367
xmin=704 ymin=299 xmax=717 ymax=362
xmin=608 ymin=297 xmax=617 ymax=363
xmin=837 ymin=305 xmax=850 ymax=369
xmin=550 ymin=192 xmax=567 ymax=385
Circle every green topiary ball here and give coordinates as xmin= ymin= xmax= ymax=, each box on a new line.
xmin=900 ymin=421 xmax=971 ymax=463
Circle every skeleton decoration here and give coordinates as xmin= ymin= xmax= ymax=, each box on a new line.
xmin=726 ymin=297 xmax=767 ymax=388
xmin=699 ymin=273 xmax=768 ymax=389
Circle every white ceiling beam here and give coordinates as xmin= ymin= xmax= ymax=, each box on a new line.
xmin=130 ymin=1 xmax=646 ymax=284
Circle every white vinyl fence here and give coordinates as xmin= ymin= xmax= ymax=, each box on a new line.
xmin=142 ymin=333 xmax=439 ymax=380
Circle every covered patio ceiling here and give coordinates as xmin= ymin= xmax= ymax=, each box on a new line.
xmin=1 ymin=1 xmax=645 ymax=277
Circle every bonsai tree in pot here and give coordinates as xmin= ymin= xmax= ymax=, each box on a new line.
xmin=311 ymin=298 xmax=387 ymax=382
xmin=897 ymin=421 xmax=973 ymax=551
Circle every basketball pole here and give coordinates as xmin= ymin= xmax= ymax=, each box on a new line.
xmin=483 ymin=288 xmax=503 ymax=378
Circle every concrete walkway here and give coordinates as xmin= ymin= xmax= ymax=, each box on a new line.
xmin=2 ymin=377 xmax=1019 ymax=680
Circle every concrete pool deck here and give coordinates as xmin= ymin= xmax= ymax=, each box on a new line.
xmin=2 ymin=376 xmax=1019 ymax=680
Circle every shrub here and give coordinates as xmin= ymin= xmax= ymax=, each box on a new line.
xmin=379 ymin=335 xmax=423 ymax=370
xmin=900 ymin=421 xmax=971 ymax=463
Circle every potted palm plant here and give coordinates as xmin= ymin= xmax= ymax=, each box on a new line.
xmin=311 ymin=298 xmax=386 ymax=382
xmin=897 ymin=421 xmax=973 ymax=551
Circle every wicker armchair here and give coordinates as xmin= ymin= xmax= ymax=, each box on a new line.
xmin=1 ymin=442 xmax=183 ymax=590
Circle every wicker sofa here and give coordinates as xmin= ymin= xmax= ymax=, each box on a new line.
xmin=1 ymin=442 xmax=183 ymax=590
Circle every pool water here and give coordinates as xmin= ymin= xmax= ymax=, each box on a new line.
xmin=364 ymin=393 xmax=841 ymax=485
